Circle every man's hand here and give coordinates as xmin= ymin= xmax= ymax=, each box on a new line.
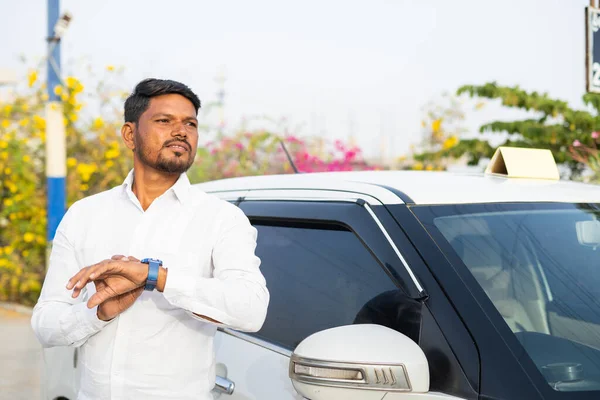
xmin=67 ymin=255 xmax=149 ymax=311
xmin=95 ymin=256 xmax=145 ymax=321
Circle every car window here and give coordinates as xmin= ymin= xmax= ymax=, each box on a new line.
xmin=250 ymin=221 xmax=399 ymax=350
xmin=413 ymin=203 xmax=600 ymax=393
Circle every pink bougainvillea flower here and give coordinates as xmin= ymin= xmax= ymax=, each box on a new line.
xmin=573 ymin=140 xmax=582 ymax=147
xmin=592 ymin=131 xmax=600 ymax=139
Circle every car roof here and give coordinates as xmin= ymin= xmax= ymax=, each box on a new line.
xmin=193 ymin=170 xmax=600 ymax=205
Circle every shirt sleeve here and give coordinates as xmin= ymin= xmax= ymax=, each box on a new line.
xmin=163 ymin=203 xmax=269 ymax=332
xmin=31 ymin=203 xmax=112 ymax=348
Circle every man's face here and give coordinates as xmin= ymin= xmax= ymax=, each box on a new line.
xmin=133 ymin=93 xmax=199 ymax=174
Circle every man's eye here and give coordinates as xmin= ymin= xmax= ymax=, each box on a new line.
xmin=157 ymin=119 xmax=169 ymax=123
xmin=186 ymin=122 xmax=197 ymax=127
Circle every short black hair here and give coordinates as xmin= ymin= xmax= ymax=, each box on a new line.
xmin=124 ymin=78 xmax=201 ymax=124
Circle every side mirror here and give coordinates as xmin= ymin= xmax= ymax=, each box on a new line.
xmin=289 ymin=324 xmax=429 ymax=400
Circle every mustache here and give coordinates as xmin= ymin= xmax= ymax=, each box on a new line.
xmin=163 ymin=139 xmax=192 ymax=151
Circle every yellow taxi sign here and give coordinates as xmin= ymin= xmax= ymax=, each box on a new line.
xmin=485 ymin=146 xmax=560 ymax=180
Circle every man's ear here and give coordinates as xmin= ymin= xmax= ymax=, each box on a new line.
xmin=121 ymin=122 xmax=136 ymax=151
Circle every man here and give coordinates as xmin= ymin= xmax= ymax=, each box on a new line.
xmin=31 ymin=78 xmax=269 ymax=400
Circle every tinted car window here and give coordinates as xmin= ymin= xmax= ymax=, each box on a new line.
xmin=251 ymin=222 xmax=398 ymax=350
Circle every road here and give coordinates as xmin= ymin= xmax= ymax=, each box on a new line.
xmin=0 ymin=308 xmax=42 ymax=400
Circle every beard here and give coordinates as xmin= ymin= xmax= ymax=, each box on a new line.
xmin=134 ymin=134 xmax=195 ymax=174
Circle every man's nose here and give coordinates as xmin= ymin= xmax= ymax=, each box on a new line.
xmin=172 ymin=121 xmax=188 ymax=137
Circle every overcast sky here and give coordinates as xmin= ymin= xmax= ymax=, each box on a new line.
xmin=0 ymin=0 xmax=593 ymax=159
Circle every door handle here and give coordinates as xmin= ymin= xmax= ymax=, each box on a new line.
xmin=214 ymin=375 xmax=235 ymax=395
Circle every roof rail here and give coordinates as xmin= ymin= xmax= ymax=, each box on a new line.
xmin=485 ymin=146 xmax=560 ymax=180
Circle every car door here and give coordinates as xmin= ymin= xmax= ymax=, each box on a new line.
xmin=212 ymin=194 xmax=425 ymax=400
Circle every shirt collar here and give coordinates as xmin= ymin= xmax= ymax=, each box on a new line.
xmin=122 ymin=169 xmax=192 ymax=205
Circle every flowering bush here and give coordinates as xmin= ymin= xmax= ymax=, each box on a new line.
xmin=401 ymin=93 xmax=476 ymax=171
xmin=189 ymin=131 xmax=378 ymax=182
xmin=569 ymin=132 xmax=600 ymax=183
xmin=0 ymin=67 xmax=131 ymax=305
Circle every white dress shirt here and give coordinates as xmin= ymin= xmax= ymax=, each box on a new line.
xmin=31 ymin=170 xmax=269 ymax=400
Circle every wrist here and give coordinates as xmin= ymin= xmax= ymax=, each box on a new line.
xmin=141 ymin=258 xmax=162 ymax=291
xmin=157 ymin=267 xmax=167 ymax=292
xmin=96 ymin=308 xmax=114 ymax=322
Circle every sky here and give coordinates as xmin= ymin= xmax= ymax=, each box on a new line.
xmin=0 ymin=0 xmax=594 ymax=160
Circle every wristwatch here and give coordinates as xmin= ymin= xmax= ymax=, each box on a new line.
xmin=140 ymin=258 xmax=163 ymax=291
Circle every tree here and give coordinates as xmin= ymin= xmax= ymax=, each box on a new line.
xmin=454 ymin=82 xmax=600 ymax=178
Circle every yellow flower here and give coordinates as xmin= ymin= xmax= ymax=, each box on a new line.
xmin=92 ymin=117 xmax=104 ymax=130
xmin=36 ymin=235 xmax=45 ymax=245
xmin=21 ymin=103 xmax=29 ymax=112
xmin=432 ymin=119 xmax=442 ymax=133
xmin=425 ymin=164 xmax=434 ymax=171
xmin=22 ymin=250 xmax=29 ymax=258
xmin=54 ymin=85 xmax=63 ymax=96
xmin=413 ymin=162 xmax=424 ymax=171
xmin=19 ymin=118 xmax=30 ymax=127
xmin=41 ymin=93 xmax=49 ymax=101
xmin=22 ymin=155 xmax=31 ymax=163
xmin=23 ymin=232 xmax=35 ymax=243
xmin=80 ymin=184 xmax=89 ymax=191
xmin=0 ymin=140 xmax=7 ymax=149
xmin=3 ymin=104 xmax=12 ymax=115
xmin=69 ymin=113 xmax=78 ymax=122
xmin=0 ymin=248 xmax=3 ymax=255
xmin=28 ymin=71 xmax=38 ymax=88
xmin=32 ymin=115 xmax=45 ymax=130
xmin=63 ymin=117 xmax=68 ymax=126
xmin=76 ymin=163 xmax=98 ymax=182
xmin=61 ymin=93 xmax=69 ymax=102
xmin=4 ymin=167 xmax=11 ymax=175
xmin=106 ymin=65 xmax=115 ymax=72
xmin=1 ymin=152 xmax=8 ymax=160
xmin=67 ymin=157 xmax=77 ymax=167
xmin=105 ymin=148 xmax=120 ymax=159
xmin=66 ymin=76 xmax=78 ymax=89
xmin=443 ymin=136 xmax=459 ymax=150
xmin=1 ymin=119 xmax=9 ymax=129
xmin=4 ymin=246 xmax=13 ymax=255
xmin=106 ymin=160 xmax=114 ymax=168
xmin=3 ymin=198 xmax=13 ymax=207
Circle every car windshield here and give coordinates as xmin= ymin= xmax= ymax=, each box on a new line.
xmin=414 ymin=203 xmax=600 ymax=392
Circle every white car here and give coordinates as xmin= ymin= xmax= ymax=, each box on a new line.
xmin=44 ymin=148 xmax=600 ymax=400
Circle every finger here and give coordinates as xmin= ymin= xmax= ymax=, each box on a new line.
xmin=69 ymin=259 xmax=117 ymax=291
xmin=66 ymin=259 xmax=109 ymax=290
xmin=87 ymin=285 xmax=118 ymax=308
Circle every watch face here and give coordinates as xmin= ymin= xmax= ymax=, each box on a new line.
xmin=141 ymin=258 xmax=163 ymax=265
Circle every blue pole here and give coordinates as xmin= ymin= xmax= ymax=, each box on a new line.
xmin=46 ymin=0 xmax=66 ymax=242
